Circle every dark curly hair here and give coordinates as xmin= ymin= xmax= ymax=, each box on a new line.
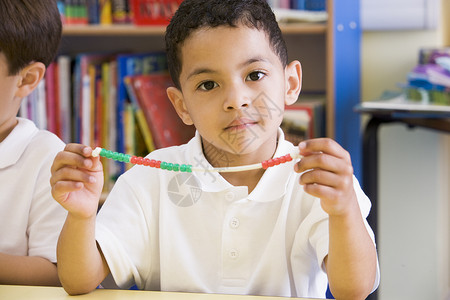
xmin=0 ymin=0 xmax=62 ymax=75
xmin=165 ymin=0 xmax=288 ymax=89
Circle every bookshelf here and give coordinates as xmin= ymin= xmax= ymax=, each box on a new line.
xmin=58 ymin=0 xmax=362 ymax=178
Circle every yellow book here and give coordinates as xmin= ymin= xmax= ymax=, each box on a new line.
xmin=100 ymin=0 xmax=112 ymax=25
xmin=123 ymin=76 xmax=156 ymax=153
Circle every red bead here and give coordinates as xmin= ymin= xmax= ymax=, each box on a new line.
xmin=149 ymin=159 xmax=156 ymax=167
xmin=268 ymin=159 xmax=275 ymax=167
xmin=280 ymin=156 xmax=286 ymax=163
xmin=136 ymin=157 xmax=144 ymax=165
xmin=130 ymin=156 xmax=137 ymax=164
xmin=274 ymin=158 xmax=281 ymax=165
xmin=285 ymin=154 xmax=292 ymax=161
xmin=156 ymin=161 xmax=161 ymax=168
xmin=262 ymin=160 xmax=269 ymax=169
xmin=143 ymin=158 xmax=151 ymax=166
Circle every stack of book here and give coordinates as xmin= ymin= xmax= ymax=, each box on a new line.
xmin=58 ymin=0 xmax=183 ymax=26
xmin=57 ymin=0 xmax=327 ymax=26
xmin=405 ymin=47 xmax=450 ymax=106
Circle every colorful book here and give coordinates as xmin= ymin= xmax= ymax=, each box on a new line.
xmin=73 ymin=53 xmax=114 ymax=145
xmin=45 ymin=62 xmax=58 ymax=136
xmin=125 ymin=73 xmax=195 ymax=148
xmin=112 ymin=0 xmax=130 ymax=23
xmin=124 ymin=76 xmax=156 ymax=153
xmin=99 ymin=0 xmax=112 ymax=24
xmin=130 ymin=0 xmax=182 ymax=25
xmin=115 ymin=52 xmax=167 ymax=170
xmin=57 ymin=55 xmax=72 ymax=143
xmin=281 ymin=105 xmax=311 ymax=145
xmin=87 ymin=0 xmax=100 ymax=24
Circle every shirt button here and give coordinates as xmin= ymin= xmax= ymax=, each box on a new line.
xmin=229 ymin=249 xmax=239 ymax=259
xmin=225 ymin=192 xmax=235 ymax=202
xmin=229 ymin=217 xmax=240 ymax=229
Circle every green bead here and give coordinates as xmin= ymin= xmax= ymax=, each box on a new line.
xmin=124 ymin=154 xmax=131 ymax=163
xmin=180 ymin=165 xmax=186 ymax=172
xmin=112 ymin=152 xmax=120 ymax=160
xmin=160 ymin=162 xmax=167 ymax=169
xmin=173 ymin=164 xmax=180 ymax=172
xmin=186 ymin=165 xmax=192 ymax=173
xmin=167 ymin=163 xmax=173 ymax=171
xmin=105 ymin=150 xmax=113 ymax=159
xmin=100 ymin=148 xmax=108 ymax=157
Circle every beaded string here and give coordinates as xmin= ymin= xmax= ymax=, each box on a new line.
xmin=92 ymin=147 xmax=302 ymax=173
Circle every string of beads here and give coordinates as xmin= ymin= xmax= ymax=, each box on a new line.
xmin=91 ymin=147 xmax=301 ymax=173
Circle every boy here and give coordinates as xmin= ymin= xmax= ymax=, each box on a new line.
xmin=0 ymin=0 xmax=67 ymax=286
xmin=51 ymin=0 xmax=379 ymax=298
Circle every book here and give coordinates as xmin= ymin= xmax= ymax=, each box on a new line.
xmin=130 ymin=0 xmax=182 ymax=25
xmin=281 ymin=94 xmax=326 ymax=144
xmin=57 ymin=55 xmax=72 ymax=143
xmin=125 ymin=73 xmax=195 ymax=148
xmin=115 ymin=52 xmax=168 ymax=170
xmin=111 ymin=0 xmax=130 ymax=23
xmin=73 ymin=53 xmax=114 ymax=145
xmin=45 ymin=62 xmax=58 ymax=136
xmin=124 ymin=76 xmax=156 ymax=153
xmin=99 ymin=0 xmax=112 ymax=24
xmin=87 ymin=0 xmax=100 ymax=24
xmin=281 ymin=105 xmax=311 ymax=145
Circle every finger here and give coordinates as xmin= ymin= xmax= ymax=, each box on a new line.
xmin=64 ymin=143 xmax=93 ymax=158
xmin=50 ymin=166 xmax=97 ymax=187
xmin=51 ymin=180 xmax=84 ymax=202
xmin=299 ymin=168 xmax=344 ymax=188
xmin=295 ymin=152 xmax=353 ymax=176
xmin=51 ymin=145 xmax=100 ymax=174
xmin=298 ymin=138 xmax=351 ymax=162
xmin=302 ymin=183 xmax=336 ymax=201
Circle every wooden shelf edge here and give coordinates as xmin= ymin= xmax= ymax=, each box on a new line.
xmin=62 ymin=23 xmax=327 ymax=36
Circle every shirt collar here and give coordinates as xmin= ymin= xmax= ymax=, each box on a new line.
xmin=0 ymin=118 xmax=38 ymax=168
xmin=185 ymin=129 xmax=299 ymax=201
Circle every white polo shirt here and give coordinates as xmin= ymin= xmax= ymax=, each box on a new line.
xmin=96 ymin=129 xmax=379 ymax=298
xmin=0 ymin=118 xmax=67 ymax=262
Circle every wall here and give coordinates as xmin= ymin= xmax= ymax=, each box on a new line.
xmin=361 ymin=30 xmax=450 ymax=299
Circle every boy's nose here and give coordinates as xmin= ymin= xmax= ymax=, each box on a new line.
xmin=223 ymin=86 xmax=251 ymax=111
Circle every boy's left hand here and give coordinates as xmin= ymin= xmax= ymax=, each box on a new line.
xmin=294 ymin=138 xmax=357 ymax=217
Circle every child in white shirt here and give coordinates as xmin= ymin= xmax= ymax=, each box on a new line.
xmin=51 ymin=0 xmax=379 ymax=298
xmin=0 ymin=0 xmax=67 ymax=286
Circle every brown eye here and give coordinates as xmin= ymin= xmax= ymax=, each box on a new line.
xmin=198 ymin=81 xmax=218 ymax=91
xmin=246 ymin=71 xmax=265 ymax=81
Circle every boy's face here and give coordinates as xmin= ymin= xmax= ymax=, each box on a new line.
xmin=170 ymin=25 xmax=296 ymax=161
xmin=0 ymin=53 xmax=22 ymax=142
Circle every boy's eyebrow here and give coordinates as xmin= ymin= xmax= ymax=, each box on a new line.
xmin=186 ymin=57 xmax=270 ymax=80
xmin=186 ymin=68 xmax=217 ymax=80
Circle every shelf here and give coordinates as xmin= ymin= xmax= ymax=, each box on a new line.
xmin=62 ymin=22 xmax=327 ymax=36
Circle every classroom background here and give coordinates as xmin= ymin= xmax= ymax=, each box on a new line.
xmin=18 ymin=0 xmax=450 ymax=299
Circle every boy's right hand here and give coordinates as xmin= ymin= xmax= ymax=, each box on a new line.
xmin=50 ymin=144 xmax=104 ymax=219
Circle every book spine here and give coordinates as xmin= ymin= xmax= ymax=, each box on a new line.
xmin=45 ymin=62 xmax=57 ymax=135
xmin=99 ymin=0 xmax=113 ymax=24
xmin=87 ymin=0 xmax=100 ymax=24
xmin=111 ymin=0 xmax=130 ymax=24
xmin=57 ymin=55 xmax=72 ymax=143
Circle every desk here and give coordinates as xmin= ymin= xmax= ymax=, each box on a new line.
xmin=355 ymin=104 xmax=450 ymax=300
xmin=0 ymin=285 xmax=315 ymax=300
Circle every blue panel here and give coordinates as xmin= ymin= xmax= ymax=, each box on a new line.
xmin=332 ymin=0 xmax=362 ymax=180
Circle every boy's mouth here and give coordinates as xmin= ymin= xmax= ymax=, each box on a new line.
xmin=224 ymin=118 xmax=258 ymax=131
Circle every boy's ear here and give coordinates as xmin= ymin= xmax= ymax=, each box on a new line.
xmin=284 ymin=60 xmax=302 ymax=106
xmin=166 ymin=87 xmax=194 ymax=125
xmin=14 ymin=62 xmax=46 ymax=99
